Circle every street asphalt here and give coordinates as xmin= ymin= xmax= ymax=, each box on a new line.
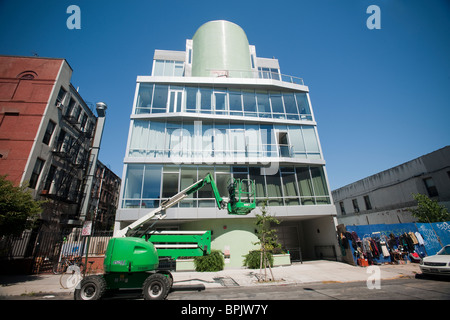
xmin=0 ymin=260 xmax=423 ymax=298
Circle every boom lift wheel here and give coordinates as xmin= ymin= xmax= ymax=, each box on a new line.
xmin=142 ymin=273 xmax=170 ymax=300
xmin=74 ymin=275 xmax=107 ymax=300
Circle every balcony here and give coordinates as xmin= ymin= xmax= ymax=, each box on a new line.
xmin=206 ymin=69 xmax=305 ymax=86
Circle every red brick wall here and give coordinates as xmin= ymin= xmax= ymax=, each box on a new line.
xmin=0 ymin=56 xmax=63 ymax=185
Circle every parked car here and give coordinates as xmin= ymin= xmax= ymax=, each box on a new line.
xmin=419 ymin=245 xmax=450 ymax=276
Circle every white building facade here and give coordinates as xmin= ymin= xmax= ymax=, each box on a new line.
xmin=115 ymin=21 xmax=339 ymax=266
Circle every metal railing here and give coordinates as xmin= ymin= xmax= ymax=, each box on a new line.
xmin=206 ymin=69 xmax=305 ymax=86
xmin=0 ymin=229 xmax=113 ymax=274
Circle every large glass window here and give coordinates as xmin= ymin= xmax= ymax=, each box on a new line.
xmin=185 ymin=86 xmax=198 ymax=113
xmin=302 ymin=127 xmax=320 ymax=159
xmin=229 ymin=89 xmax=243 ymax=116
xmin=129 ymin=120 xmax=149 ymax=157
xmin=162 ymin=167 xmax=179 ymax=199
xmin=265 ymin=170 xmax=283 ymax=206
xmin=123 ymin=164 xmax=145 ymax=208
xmin=133 ymin=83 xmax=315 ymax=122
xmin=121 ymin=165 xmax=331 ymax=209
xmin=213 ymin=89 xmax=227 ymax=115
xmin=283 ymin=93 xmax=299 ymax=120
xmin=147 ymin=121 xmax=166 ymax=158
xmin=152 ymin=85 xmax=168 ymax=113
xmin=256 ymin=91 xmax=271 ymax=118
xmin=269 ymin=92 xmax=285 ymax=119
xmin=281 ymin=167 xmax=300 ymax=206
xmin=200 ymin=88 xmax=212 ymax=114
xmin=296 ymin=93 xmax=312 ymax=120
xmin=242 ymin=90 xmax=257 ymax=117
xmin=128 ymin=121 xmax=321 ymax=161
xmin=249 ymin=167 xmax=266 ymax=206
xmin=296 ymin=167 xmax=314 ymax=205
xmin=141 ymin=165 xmax=162 ymax=208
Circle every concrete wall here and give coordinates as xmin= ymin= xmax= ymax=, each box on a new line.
xmin=333 ymin=146 xmax=450 ymax=226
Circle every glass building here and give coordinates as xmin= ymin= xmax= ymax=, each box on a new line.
xmin=115 ymin=21 xmax=339 ymax=266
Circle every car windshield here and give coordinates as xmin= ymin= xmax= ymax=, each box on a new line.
xmin=437 ymin=246 xmax=450 ymax=255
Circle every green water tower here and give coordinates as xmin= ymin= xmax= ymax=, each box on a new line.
xmin=191 ymin=20 xmax=253 ymax=78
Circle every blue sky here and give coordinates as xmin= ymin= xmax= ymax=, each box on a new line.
xmin=1 ymin=0 xmax=449 ymax=191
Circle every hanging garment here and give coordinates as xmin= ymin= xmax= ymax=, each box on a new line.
xmin=370 ymin=239 xmax=380 ymax=258
xmin=380 ymin=241 xmax=390 ymax=257
xmin=415 ymin=232 xmax=425 ymax=245
xmin=408 ymin=232 xmax=419 ymax=245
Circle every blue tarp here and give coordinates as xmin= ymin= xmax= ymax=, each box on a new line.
xmin=344 ymin=221 xmax=450 ymax=265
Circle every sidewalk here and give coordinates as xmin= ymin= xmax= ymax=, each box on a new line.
xmin=0 ymin=260 xmax=421 ymax=298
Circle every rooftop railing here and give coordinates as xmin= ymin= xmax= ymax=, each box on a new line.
xmin=207 ymin=69 xmax=305 ymax=86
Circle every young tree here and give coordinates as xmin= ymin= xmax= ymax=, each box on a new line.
xmin=0 ymin=175 xmax=42 ymax=236
xmin=409 ymin=193 xmax=450 ymax=223
xmin=254 ymin=200 xmax=281 ymax=282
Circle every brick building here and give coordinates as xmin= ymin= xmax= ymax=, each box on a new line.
xmin=0 ymin=55 xmax=118 ymax=233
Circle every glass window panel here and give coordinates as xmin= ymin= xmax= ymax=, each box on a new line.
xmin=129 ymin=120 xmax=149 ymax=157
xmin=310 ymin=167 xmax=329 ymax=196
xmin=288 ymin=126 xmax=306 ymax=158
xmin=152 ymin=85 xmax=168 ymax=113
xmin=163 ymin=61 xmax=174 ymax=76
xmin=282 ymin=92 xmax=298 ymax=115
xmin=256 ymin=91 xmax=271 ymax=118
xmin=162 ymin=172 xmax=179 ymax=198
xmin=185 ymin=86 xmax=198 ymax=112
xmin=174 ymin=61 xmax=184 ymax=76
xmin=302 ymin=126 xmax=320 ymax=157
xmin=213 ymin=124 xmax=229 ymax=159
xmin=200 ymin=88 xmax=212 ymax=114
xmin=229 ymin=89 xmax=243 ymax=116
xmin=296 ymin=93 xmax=312 ymax=120
xmin=281 ymin=172 xmax=299 ymax=197
xmin=244 ymin=124 xmax=260 ymax=157
xmin=181 ymin=122 xmax=194 ymax=158
xmin=153 ymin=60 xmax=164 ymax=76
xmin=249 ymin=167 xmax=266 ymax=198
xmin=269 ymin=92 xmax=285 ymax=118
xmin=242 ymin=90 xmax=257 ymax=116
xmin=229 ymin=125 xmax=246 ymax=157
xmin=147 ymin=121 xmax=166 ymax=158
xmin=202 ymin=124 xmax=213 ymax=158
xmin=136 ymin=83 xmax=153 ymax=114
xmin=123 ymin=164 xmax=144 ymax=199
xmin=214 ymin=90 xmax=227 ymax=115
xmin=265 ymin=170 xmax=282 ymax=198
xmin=165 ymin=126 xmax=182 ymax=158
xmin=296 ymin=167 xmax=315 ymax=205
xmin=142 ymin=165 xmax=162 ymax=199
xmin=260 ymin=124 xmax=276 ymax=157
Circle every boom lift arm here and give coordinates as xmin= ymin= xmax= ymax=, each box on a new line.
xmin=115 ymin=173 xmax=255 ymax=238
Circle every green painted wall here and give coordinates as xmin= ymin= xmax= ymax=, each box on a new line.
xmin=182 ymin=218 xmax=259 ymax=268
xmin=192 ymin=20 xmax=253 ymax=78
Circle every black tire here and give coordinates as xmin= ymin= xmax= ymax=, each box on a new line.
xmin=142 ymin=273 xmax=170 ymax=300
xmin=74 ymin=275 xmax=107 ymax=300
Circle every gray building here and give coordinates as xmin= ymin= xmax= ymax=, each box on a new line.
xmin=332 ymin=146 xmax=450 ymax=226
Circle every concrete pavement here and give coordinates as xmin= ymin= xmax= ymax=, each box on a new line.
xmin=0 ymin=260 xmax=421 ymax=298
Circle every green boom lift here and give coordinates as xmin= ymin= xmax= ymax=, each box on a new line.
xmin=74 ymin=173 xmax=255 ymax=300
